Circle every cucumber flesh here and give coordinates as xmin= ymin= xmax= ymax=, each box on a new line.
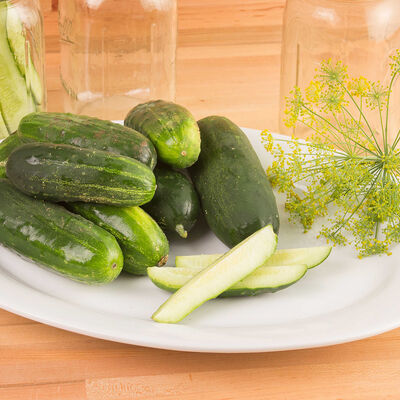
xmin=0 ymin=2 xmax=34 ymax=134
xmin=0 ymin=113 xmax=7 ymax=139
xmin=148 ymin=264 xmax=307 ymax=297
xmin=152 ymin=225 xmax=277 ymax=323
xmin=175 ymin=246 xmax=332 ymax=270
xmin=6 ymin=3 xmax=43 ymax=105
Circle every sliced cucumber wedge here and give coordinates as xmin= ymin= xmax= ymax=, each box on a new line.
xmin=148 ymin=264 xmax=307 ymax=297
xmin=0 ymin=2 xmax=35 ymax=134
xmin=0 ymin=113 xmax=8 ymax=139
xmin=176 ymin=246 xmax=331 ymax=270
xmin=152 ymin=225 xmax=277 ymax=323
xmin=6 ymin=3 xmax=43 ymax=105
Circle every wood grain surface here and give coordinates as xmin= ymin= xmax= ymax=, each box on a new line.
xmin=1 ymin=1 xmax=400 ymax=399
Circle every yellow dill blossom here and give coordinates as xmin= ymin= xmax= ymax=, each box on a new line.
xmin=264 ymin=55 xmax=400 ymax=257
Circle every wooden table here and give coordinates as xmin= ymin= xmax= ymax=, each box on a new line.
xmin=2 ymin=1 xmax=400 ymax=398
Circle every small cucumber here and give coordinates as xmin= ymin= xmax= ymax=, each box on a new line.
xmin=6 ymin=142 xmax=156 ymax=206
xmin=143 ymin=165 xmax=200 ymax=238
xmin=124 ymin=100 xmax=201 ymax=168
xmin=176 ymin=246 xmax=332 ymax=270
xmin=17 ymin=112 xmax=157 ymax=169
xmin=190 ymin=116 xmax=280 ymax=248
xmin=148 ymin=264 xmax=307 ymax=297
xmin=152 ymin=225 xmax=277 ymax=323
xmin=68 ymin=203 xmax=169 ymax=275
xmin=0 ymin=179 xmax=123 ymax=284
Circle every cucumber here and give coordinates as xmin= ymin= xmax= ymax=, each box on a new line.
xmin=143 ymin=165 xmax=200 ymax=238
xmin=0 ymin=179 xmax=123 ymax=284
xmin=148 ymin=264 xmax=307 ymax=297
xmin=124 ymin=100 xmax=201 ymax=168
xmin=152 ymin=225 xmax=277 ymax=323
xmin=190 ymin=116 xmax=280 ymax=248
xmin=0 ymin=2 xmax=35 ymax=135
xmin=0 ymin=133 xmax=26 ymax=161
xmin=6 ymin=3 xmax=43 ymax=105
xmin=0 ymin=113 xmax=8 ymax=138
xmin=6 ymin=142 xmax=156 ymax=206
xmin=68 ymin=203 xmax=169 ymax=275
xmin=176 ymin=246 xmax=332 ymax=270
xmin=0 ymin=163 xmax=5 ymax=178
xmin=17 ymin=112 xmax=157 ymax=169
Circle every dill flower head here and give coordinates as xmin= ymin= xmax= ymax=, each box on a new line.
xmin=264 ymin=55 xmax=400 ymax=257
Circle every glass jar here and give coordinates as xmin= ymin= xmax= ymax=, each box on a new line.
xmin=0 ymin=0 xmax=46 ymax=138
xmin=279 ymin=0 xmax=400 ymax=141
xmin=59 ymin=0 xmax=177 ymax=121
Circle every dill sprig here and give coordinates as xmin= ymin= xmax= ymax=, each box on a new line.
xmin=263 ymin=51 xmax=400 ymax=257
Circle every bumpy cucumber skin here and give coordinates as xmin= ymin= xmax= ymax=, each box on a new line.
xmin=0 ymin=179 xmax=123 ymax=284
xmin=18 ymin=112 xmax=157 ymax=169
xmin=143 ymin=165 xmax=200 ymax=238
xmin=190 ymin=116 xmax=280 ymax=248
xmin=6 ymin=142 xmax=156 ymax=206
xmin=124 ymin=100 xmax=201 ymax=168
xmin=68 ymin=203 xmax=169 ymax=275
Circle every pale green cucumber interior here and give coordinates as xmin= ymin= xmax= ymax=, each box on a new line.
xmin=176 ymin=246 xmax=331 ymax=270
xmin=148 ymin=264 xmax=307 ymax=293
xmin=152 ymin=225 xmax=277 ymax=323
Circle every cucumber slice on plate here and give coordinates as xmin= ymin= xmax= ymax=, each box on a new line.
xmin=175 ymin=246 xmax=331 ymax=270
xmin=0 ymin=2 xmax=35 ymax=135
xmin=6 ymin=3 xmax=43 ymax=105
xmin=152 ymin=225 xmax=277 ymax=323
xmin=148 ymin=264 xmax=307 ymax=297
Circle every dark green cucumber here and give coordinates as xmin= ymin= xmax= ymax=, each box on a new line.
xmin=0 ymin=133 xmax=26 ymax=161
xmin=18 ymin=112 xmax=157 ymax=169
xmin=6 ymin=143 xmax=156 ymax=206
xmin=143 ymin=165 xmax=200 ymax=238
xmin=124 ymin=100 xmax=201 ymax=168
xmin=68 ymin=203 xmax=169 ymax=275
xmin=190 ymin=116 xmax=279 ymax=248
xmin=0 ymin=179 xmax=123 ymax=284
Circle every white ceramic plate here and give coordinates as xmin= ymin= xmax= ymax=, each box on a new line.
xmin=1 ymin=128 xmax=400 ymax=353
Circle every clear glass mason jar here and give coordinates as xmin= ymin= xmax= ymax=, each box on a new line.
xmin=0 ymin=0 xmax=46 ymax=138
xmin=279 ymin=0 xmax=400 ymax=141
xmin=59 ymin=0 xmax=177 ymax=121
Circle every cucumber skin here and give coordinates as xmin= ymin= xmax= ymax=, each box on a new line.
xmin=6 ymin=142 xmax=156 ymax=206
xmin=0 ymin=179 xmax=123 ymax=284
xmin=143 ymin=165 xmax=200 ymax=238
xmin=124 ymin=100 xmax=201 ymax=169
xmin=190 ymin=116 xmax=280 ymax=248
xmin=18 ymin=112 xmax=157 ymax=169
xmin=68 ymin=203 xmax=169 ymax=275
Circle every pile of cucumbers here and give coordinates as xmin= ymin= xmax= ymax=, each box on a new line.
xmin=0 ymin=100 xmax=280 ymax=285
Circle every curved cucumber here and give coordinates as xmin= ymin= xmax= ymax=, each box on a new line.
xmin=190 ymin=116 xmax=279 ymax=248
xmin=152 ymin=225 xmax=277 ymax=323
xmin=143 ymin=165 xmax=200 ymax=238
xmin=0 ymin=179 xmax=123 ymax=284
xmin=148 ymin=264 xmax=307 ymax=297
xmin=176 ymin=246 xmax=332 ymax=270
xmin=124 ymin=100 xmax=201 ymax=168
xmin=18 ymin=112 xmax=157 ymax=169
xmin=68 ymin=203 xmax=169 ymax=276
xmin=6 ymin=142 xmax=156 ymax=206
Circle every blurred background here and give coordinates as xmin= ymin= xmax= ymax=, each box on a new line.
xmin=40 ymin=0 xmax=284 ymax=130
